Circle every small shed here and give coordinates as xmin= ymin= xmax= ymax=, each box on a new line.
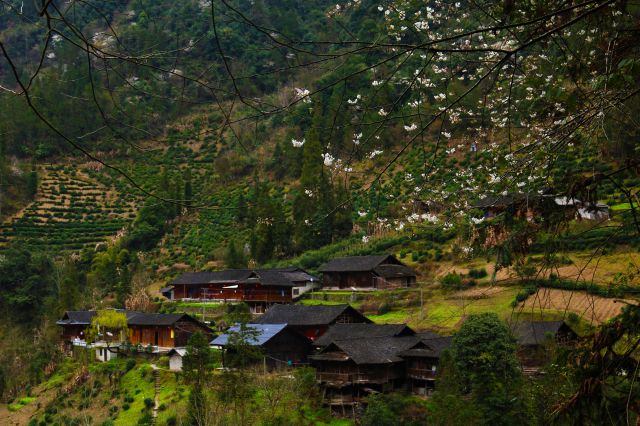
xmin=168 ymin=348 xmax=187 ymax=371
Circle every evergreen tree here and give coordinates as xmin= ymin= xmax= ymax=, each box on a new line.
xmin=448 ymin=313 xmax=534 ymax=425
xmin=26 ymin=163 xmax=38 ymax=199
xmin=184 ymin=167 xmax=193 ymax=207
xmin=225 ymin=240 xmax=246 ymax=269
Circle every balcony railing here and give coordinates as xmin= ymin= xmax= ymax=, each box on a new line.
xmin=407 ymin=368 xmax=436 ymax=379
xmin=317 ymin=371 xmax=398 ymax=384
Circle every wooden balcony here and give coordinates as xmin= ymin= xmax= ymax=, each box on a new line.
xmin=317 ymin=371 xmax=397 ymax=384
xmin=407 ymin=368 xmax=436 ymax=380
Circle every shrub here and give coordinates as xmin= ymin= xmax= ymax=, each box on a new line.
xmin=144 ymin=398 xmax=154 ymax=409
xmin=122 ymin=403 xmax=130 ymax=411
xmin=166 ymin=416 xmax=177 ymax=426
xmin=126 ymin=358 xmax=136 ymax=372
xmin=468 ymin=268 xmax=488 ymax=279
xmin=440 ymin=272 xmax=463 ymax=290
xmin=377 ymin=303 xmax=392 ymax=315
xmin=567 ymin=312 xmax=580 ymax=324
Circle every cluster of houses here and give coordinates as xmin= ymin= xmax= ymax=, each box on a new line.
xmin=56 ymin=254 xmax=580 ymax=405
xmin=159 ymin=254 xmax=418 ymax=313
xmin=472 ymin=192 xmax=610 ymax=221
xmin=57 ymin=301 xmax=578 ymax=405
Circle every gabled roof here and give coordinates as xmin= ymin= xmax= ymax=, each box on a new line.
xmin=314 ymin=323 xmax=415 ymax=347
xmin=170 ymin=268 xmax=316 ymax=287
xmin=511 ymin=321 xmax=574 ymax=346
xmin=56 ymin=309 xmax=138 ymax=325
xmin=170 ymin=270 xmax=253 ymax=285
xmin=373 ymin=264 xmax=417 ymax=279
xmin=168 ymin=348 xmax=187 ymax=357
xmin=318 ymin=254 xmax=404 ymax=273
xmin=419 ymin=336 xmax=453 ymax=357
xmin=57 ymin=310 xmax=209 ymax=329
xmin=312 ymin=336 xmax=422 ymax=365
xmin=210 ymin=323 xmax=288 ymax=347
xmin=254 ymin=304 xmax=371 ymax=326
xmin=127 ymin=312 xmax=193 ymax=326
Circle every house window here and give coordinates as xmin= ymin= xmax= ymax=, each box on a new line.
xmin=170 ymin=329 xmax=174 ymax=339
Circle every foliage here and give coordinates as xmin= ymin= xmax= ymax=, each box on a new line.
xmin=0 ymin=247 xmax=55 ymax=324
xmin=362 ymin=393 xmax=429 ymax=426
xmin=447 ymin=313 xmax=535 ymax=425
xmin=86 ymin=310 xmax=129 ymax=345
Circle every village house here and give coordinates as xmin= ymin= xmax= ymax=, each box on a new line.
xmin=313 ymin=323 xmax=416 ymax=347
xmin=211 ymin=323 xmax=313 ymax=370
xmin=511 ymin=320 xmax=578 ymax=372
xmin=310 ymin=330 xmax=452 ymax=407
xmin=399 ymin=335 xmax=453 ymax=396
xmin=57 ymin=310 xmax=213 ymax=362
xmin=162 ymin=267 xmax=318 ymax=312
xmin=318 ymin=254 xmax=417 ymax=290
xmin=254 ymin=304 xmax=371 ymax=341
xmin=472 ymin=193 xmax=609 ymax=222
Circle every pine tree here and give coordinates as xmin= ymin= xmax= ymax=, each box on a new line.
xmin=27 ymin=163 xmax=38 ymax=199
xmin=225 ymin=240 xmax=246 ymax=269
xmin=183 ymin=168 xmax=193 ymax=208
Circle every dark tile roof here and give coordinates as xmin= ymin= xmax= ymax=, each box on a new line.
xmin=127 ymin=312 xmax=192 ymax=326
xmin=254 ymin=304 xmax=371 ymax=326
xmin=318 ymin=254 xmax=402 ymax=273
xmin=210 ymin=323 xmax=288 ymax=346
xmin=57 ymin=310 xmax=208 ymax=328
xmin=170 ymin=270 xmax=253 ymax=285
xmin=250 ymin=269 xmax=317 ymax=287
xmin=314 ymin=323 xmax=415 ymax=347
xmin=511 ymin=321 xmax=573 ymax=346
xmin=170 ymin=268 xmax=316 ymax=287
xmin=56 ymin=309 xmax=139 ymax=325
xmin=312 ymin=336 xmax=422 ymax=364
xmin=420 ymin=336 xmax=453 ymax=357
xmin=373 ymin=264 xmax=417 ymax=279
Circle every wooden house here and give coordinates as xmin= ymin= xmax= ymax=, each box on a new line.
xmin=126 ymin=312 xmax=213 ymax=348
xmin=511 ymin=320 xmax=578 ymax=370
xmin=162 ymin=268 xmax=318 ymax=312
xmin=310 ymin=335 xmax=422 ymax=405
xmin=313 ymin=323 xmax=416 ymax=347
xmin=318 ymin=255 xmax=417 ymax=290
xmin=211 ymin=323 xmax=312 ymax=370
xmin=399 ymin=335 xmax=453 ymax=396
xmin=254 ymin=304 xmax=371 ymax=341
xmin=57 ymin=310 xmax=213 ymax=361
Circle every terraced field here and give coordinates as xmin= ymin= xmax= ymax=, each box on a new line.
xmin=0 ymin=165 xmax=139 ymax=252
xmin=521 ymin=288 xmax=635 ymax=324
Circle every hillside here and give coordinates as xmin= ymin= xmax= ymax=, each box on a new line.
xmin=1 ymin=0 xmax=639 ymax=424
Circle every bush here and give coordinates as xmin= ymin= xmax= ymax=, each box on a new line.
xmin=126 ymin=358 xmax=136 ymax=371
xmin=377 ymin=303 xmax=392 ymax=315
xmin=468 ymin=268 xmax=488 ymax=279
xmin=440 ymin=272 xmax=463 ymax=290
xmin=166 ymin=416 xmax=177 ymax=426
xmin=144 ymin=398 xmax=154 ymax=409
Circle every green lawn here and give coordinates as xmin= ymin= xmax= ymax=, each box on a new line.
xmin=8 ymin=396 xmax=36 ymax=412
xmin=610 ymin=203 xmax=633 ymax=211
